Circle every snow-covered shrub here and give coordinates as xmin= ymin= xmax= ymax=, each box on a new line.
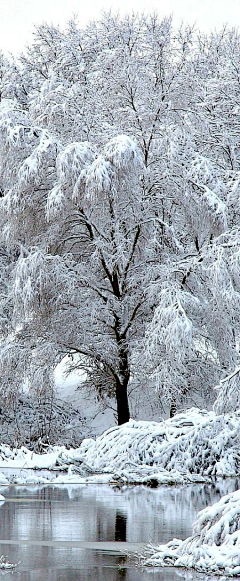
xmin=0 ymin=394 xmax=86 ymax=450
xmin=76 ymin=408 xmax=240 ymax=479
xmin=143 ymin=489 xmax=240 ymax=576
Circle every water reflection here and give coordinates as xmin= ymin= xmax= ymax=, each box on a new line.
xmin=115 ymin=512 xmax=127 ymax=579
xmin=115 ymin=512 xmax=127 ymax=542
xmin=0 ymin=479 xmax=238 ymax=580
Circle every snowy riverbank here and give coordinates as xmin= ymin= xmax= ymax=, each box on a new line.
xmin=0 ymin=407 xmax=240 ymax=575
xmin=0 ymin=408 xmax=239 ymax=485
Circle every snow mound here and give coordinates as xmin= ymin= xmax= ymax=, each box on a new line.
xmin=143 ymin=489 xmax=240 ymax=576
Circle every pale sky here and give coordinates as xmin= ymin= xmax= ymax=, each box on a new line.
xmin=0 ymin=0 xmax=240 ymax=55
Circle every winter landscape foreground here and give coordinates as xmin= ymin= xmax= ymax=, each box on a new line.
xmin=0 ymin=408 xmax=240 ymax=575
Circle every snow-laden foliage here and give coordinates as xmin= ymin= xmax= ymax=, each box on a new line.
xmin=214 ymin=367 xmax=240 ymax=415
xmin=56 ymin=141 xmax=96 ymax=186
xmin=143 ymin=489 xmax=240 ymax=576
xmin=1 ymin=15 xmax=240 ymax=421
xmin=73 ymin=408 xmax=240 ymax=480
xmin=103 ymin=135 xmax=142 ymax=170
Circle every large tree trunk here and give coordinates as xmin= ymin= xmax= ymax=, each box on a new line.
xmin=115 ymin=344 xmax=130 ymax=425
xmin=116 ymin=376 xmax=130 ymax=425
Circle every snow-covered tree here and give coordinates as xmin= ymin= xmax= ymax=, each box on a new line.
xmin=2 ymin=15 xmax=240 ymax=422
xmin=0 ymin=98 xmax=166 ymax=423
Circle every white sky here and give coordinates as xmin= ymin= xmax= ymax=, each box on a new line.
xmin=0 ymin=0 xmax=240 ymax=55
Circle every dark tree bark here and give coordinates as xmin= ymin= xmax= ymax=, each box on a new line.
xmin=170 ymin=398 xmax=177 ymax=418
xmin=115 ymin=344 xmax=130 ymax=425
xmin=116 ymin=376 xmax=130 ymax=425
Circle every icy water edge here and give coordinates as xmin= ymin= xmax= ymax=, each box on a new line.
xmin=0 ymin=478 xmax=239 ymax=580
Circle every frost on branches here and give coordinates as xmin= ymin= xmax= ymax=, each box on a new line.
xmin=1 ymin=16 xmax=240 ymax=424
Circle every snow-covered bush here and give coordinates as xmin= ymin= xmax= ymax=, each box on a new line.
xmin=73 ymin=408 xmax=240 ymax=480
xmin=143 ymin=489 xmax=240 ymax=576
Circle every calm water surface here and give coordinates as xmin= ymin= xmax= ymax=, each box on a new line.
xmin=0 ymin=477 xmax=239 ymax=580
